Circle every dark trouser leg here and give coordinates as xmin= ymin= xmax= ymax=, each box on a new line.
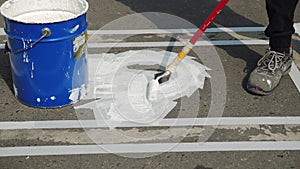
xmin=265 ymin=0 xmax=299 ymax=53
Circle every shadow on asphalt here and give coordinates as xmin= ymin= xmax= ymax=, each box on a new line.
xmin=194 ymin=165 xmax=213 ymax=169
xmin=116 ymin=0 xmax=263 ymax=90
xmin=0 ymin=49 xmax=13 ymax=92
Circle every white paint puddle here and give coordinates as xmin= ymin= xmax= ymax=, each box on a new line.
xmin=76 ymin=50 xmax=210 ymax=126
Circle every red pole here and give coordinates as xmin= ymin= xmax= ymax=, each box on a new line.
xmin=189 ymin=0 xmax=230 ymax=45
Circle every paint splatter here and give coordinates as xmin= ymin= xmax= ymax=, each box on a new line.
xmin=30 ymin=62 xmax=34 ymax=78
xmin=13 ymin=84 xmax=18 ymax=97
xmin=75 ymin=50 xmax=210 ymax=125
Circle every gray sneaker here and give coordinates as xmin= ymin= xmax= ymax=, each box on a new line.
xmin=247 ymin=49 xmax=293 ymax=95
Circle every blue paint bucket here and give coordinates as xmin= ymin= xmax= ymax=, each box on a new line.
xmin=0 ymin=0 xmax=89 ymax=108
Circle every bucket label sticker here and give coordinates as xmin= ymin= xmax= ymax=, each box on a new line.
xmin=73 ymin=31 xmax=88 ymax=59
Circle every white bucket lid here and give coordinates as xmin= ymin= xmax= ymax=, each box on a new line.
xmin=0 ymin=0 xmax=89 ymax=24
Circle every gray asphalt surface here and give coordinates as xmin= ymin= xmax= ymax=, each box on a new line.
xmin=0 ymin=0 xmax=300 ymax=168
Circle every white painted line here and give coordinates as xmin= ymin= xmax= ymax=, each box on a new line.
xmin=0 ymin=141 xmax=299 ymax=157
xmin=0 ymin=28 xmax=5 ymax=35
xmin=87 ymin=40 xmax=269 ymax=48
xmin=0 ymin=44 xmax=5 ymax=49
xmin=0 ymin=40 xmax=269 ymax=50
xmin=87 ymin=27 xmax=266 ymax=35
xmin=0 ymin=117 xmax=300 ymax=130
xmin=289 ymin=62 xmax=300 ymax=92
xmin=0 ymin=27 xmax=266 ymax=36
xmin=295 ymin=23 xmax=300 ymax=35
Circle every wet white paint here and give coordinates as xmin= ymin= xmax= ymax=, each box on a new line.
xmin=69 ymin=88 xmax=80 ymax=102
xmin=14 ymin=11 xmax=76 ymax=24
xmin=36 ymin=98 xmax=41 ymax=103
xmin=76 ymin=50 xmax=210 ymax=125
xmin=0 ymin=0 xmax=89 ymax=24
xmin=69 ymin=85 xmax=87 ymax=102
xmin=50 ymin=96 xmax=56 ymax=101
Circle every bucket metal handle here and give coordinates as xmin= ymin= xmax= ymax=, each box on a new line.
xmin=6 ymin=28 xmax=51 ymax=54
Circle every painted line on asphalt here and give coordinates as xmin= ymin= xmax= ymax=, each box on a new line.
xmin=289 ymin=62 xmax=300 ymax=92
xmin=0 ymin=40 xmax=269 ymax=50
xmin=0 ymin=27 xmax=266 ymax=36
xmin=0 ymin=28 xmax=5 ymax=35
xmin=87 ymin=40 xmax=269 ymax=48
xmin=0 ymin=141 xmax=299 ymax=157
xmin=0 ymin=44 xmax=5 ymax=49
xmin=0 ymin=117 xmax=300 ymax=130
xmin=295 ymin=23 xmax=300 ymax=35
xmin=87 ymin=27 xmax=266 ymax=35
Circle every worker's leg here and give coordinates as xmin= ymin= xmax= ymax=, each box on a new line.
xmin=265 ymin=0 xmax=299 ymax=53
xmin=247 ymin=0 xmax=299 ymax=95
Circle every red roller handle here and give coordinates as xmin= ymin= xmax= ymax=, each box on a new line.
xmin=190 ymin=0 xmax=230 ymax=45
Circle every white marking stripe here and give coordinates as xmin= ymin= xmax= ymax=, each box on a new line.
xmin=87 ymin=40 xmax=269 ymax=48
xmin=0 ymin=28 xmax=5 ymax=35
xmin=0 ymin=141 xmax=299 ymax=157
xmin=0 ymin=40 xmax=269 ymax=50
xmin=0 ymin=117 xmax=300 ymax=130
xmin=290 ymin=62 xmax=300 ymax=92
xmin=295 ymin=23 xmax=300 ymax=35
xmin=0 ymin=26 xmax=299 ymax=157
xmin=87 ymin=27 xmax=266 ymax=35
xmin=0 ymin=44 xmax=5 ymax=49
xmin=0 ymin=27 xmax=266 ymax=36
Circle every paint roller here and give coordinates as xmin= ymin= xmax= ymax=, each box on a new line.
xmin=146 ymin=0 xmax=230 ymax=101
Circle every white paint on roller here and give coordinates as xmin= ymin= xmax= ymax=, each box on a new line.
xmin=76 ymin=50 xmax=209 ymax=125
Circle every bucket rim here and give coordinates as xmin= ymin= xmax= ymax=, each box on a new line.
xmin=0 ymin=0 xmax=89 ymax=24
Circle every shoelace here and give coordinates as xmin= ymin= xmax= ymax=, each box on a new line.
xmin=257 ymin=50 xmax=286 ymax=72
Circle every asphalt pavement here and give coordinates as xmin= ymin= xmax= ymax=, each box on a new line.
xmin=0 ymin=0 xmax=300 ymax=168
